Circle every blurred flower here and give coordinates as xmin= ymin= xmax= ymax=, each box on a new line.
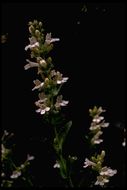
xmin=32 ymin=79 xmax=44 ymax=91
xmin=93 ymin=116 xmax=104 ymax=123
xmin=51 ymin=70 xmax=69 ymax=84
xmin=91 ymin=131 xmax=103 ymax=144
xmin=27 ymin=154 xmax=35 ymax=161
xmin=55 ymin=95 xmax=69 ymax=108
xmin=35 ymin=100 xmax=50 ymax=115
xmin=100 ymin=167 xmax=117 ymax=176
xmin=53 ymin=161 xmax=60 ymax=168
xmin=24 ymin=59 xmax=39 ymax=70
xmin=1 ymin=172 xmax=5 ymax=177
xmin=57 ymin=77 xmax=69 ymax=84
xmin=83 ymin=158 xmax=96 ymax=168
xmin=122 ymin=140 xmax=126 ymax=147
xmin=95 ymin=175 xmax=109 ymax=186
xmin=25 ymin=37 xmax=39 ymax=51
xmin=10 ymin=171 xmax=21 ymax=179
xmin=45 ymin=33 xmax=60 ymax=44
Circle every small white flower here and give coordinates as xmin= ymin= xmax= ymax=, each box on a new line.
xmin=59 ymin=100 xmax=69 ymax=106
xmin=53 ymin=161 xmax=60 ymax=168
xmin=93 ymin=116 xmax=104 ymax=123
xmin=122 ymin=139 xmax=126 ymax=147
xmin=25 ymin=37 xmax=39 ymax=51
xmin=101 ymin=122 xmax=109 ymax=128
xmin=91 ymin=131 xmax=103 ymax=145
xmin=24 ymin=59 xmax=39 ymax=70
xmin=83 ymin=158 xmax=96 ymax=168
xmin=100 ymin=167 xmax=117 ymax=177
xmin=27 ymin=154 xmax=35 ymax=161
xmin=90 ymin=124 xmax=100 ymax=131
xmin=93 ymin=139 xmax=103 ymax=144
xmin=10 ymin=171 xmax=21 ymax=179
xmin=55 ymin=95 xmax=69 ymax=108
xmin=45 ymin=33 xmax=60 ymax=45
xmin=57 ymin=77 xmax=69 ymax=84
xmin=95 ymin=175 xmax=109 ymax=186
xmin=32 ymin=79 xmax=44 ymax=91
xmin=36 ymin=107 xmax=50 ymax=115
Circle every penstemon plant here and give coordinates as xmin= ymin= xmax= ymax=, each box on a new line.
xmin=23 ymin=20 xmax=119 ymax=188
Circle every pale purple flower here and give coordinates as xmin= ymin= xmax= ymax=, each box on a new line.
xmin=95 ymin=175 xmax=109 ymax=186
xmin=101 ymin=122 xmax=109 ymax=128
xmin=36 ymin=106 xmax=50 ymax=115
xmin=90 ymin=124 xmax=101 ymax=131
xmin=93 ymin=139 xmax=103 ymax=144
xmin=93 ymin=116 xmax=104 ymax=123
xmin=25 ymin=37 xmax=39 ymax=51
xmin=45 ymin=33 xmax=60 ymax=44
xmin=83 ymin=158 xmax=96 ymax=168
xmin=55 ymin=95 xmax=69 ymax=108
xmin=32 ymin=79 xmax=44 ymax=91
xmin=100 ymin=167 xmax=117 ymax=177
xmin=10 ymin=171 xmax=21 ymax=179
xmin=24 ymin=59 xmax=39 ymax=70
xmin=27 ymin=154 xmax=35 ymax=161
xmin=57 ymin=77 xmax=69 ymax=84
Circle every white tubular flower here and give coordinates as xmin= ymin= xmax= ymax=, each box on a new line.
xmin=90 ymin=124 xmax=100 ymax=131
xmin=95 ymin=176 xmax=109 ymax=186
xmin=93 ymin=116 xmax=104 ymax=123
xmin=57 ymin=77 xmax=69 ymax=84
xmin=24 ymin=59 xmax=39 ymax=70
xmin=100 ymin=167 xmax=117 ymax=177
xmin=122 ymin=140 xmax=126 ymax=147
xmin=93 ymin=139 xmax=103 ymax=144
xmin=10 ymin=171 xmax=21 ymax=179
xmin=27 ymin=154 xmax=35 ymax=161
xmin=91 ymin=131 xmax=103 ymax=144
xmin=53 ymin=161 xmax=60 ymax=168
xmin=38 ymin=92 xmax=47 ymax=102
xmin=101 ymin=122 xmax=109 ymax=128
xmin=36 ymin=106 xmax=50 ymax=115
xmin=45 ymin=33 xmax=60 ymax=44
xmin=25 ymin=36 xmax=39 ymax=51
xmin=55 ymin=95 xmax=69 ymax=108
xmin=83 ymin=158 xmax=96 ymax=168
xmin=32 ymin=79 xmax=44 ymax=91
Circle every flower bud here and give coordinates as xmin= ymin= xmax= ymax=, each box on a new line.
xmin=39 ymin=22 xmax=42 ymax=27
xmin=39 ymin=59 xmax=47 ymax=68
xmin=45 ymin=78 xmax=49 ymax=85
xmin=29 ymin=25 xmax=35 ymax=33
xmin=35 ymin=30 xmax=40 ymax=37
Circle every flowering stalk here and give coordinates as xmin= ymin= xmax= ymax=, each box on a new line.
xmin=81 ymin=106 xmax=117 ymax=187
xmin=24 ymin=20 xmax=74 ymax=187
xmin=24 ymin=20 xmax=118 ymax=188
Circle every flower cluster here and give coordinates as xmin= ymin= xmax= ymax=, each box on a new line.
xmin=24 ymin=20 xmax=119 ymax=188
xmin=24 ymin=20 xmax=69 ymax=115
xmin=89 ymin=106 xmax=109 ymax=145
xmin=83 ymin=150 xmax=117 ymax=187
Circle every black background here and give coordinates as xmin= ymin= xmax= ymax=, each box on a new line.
xmin=1 ymin=1 xmax=126 ymax=188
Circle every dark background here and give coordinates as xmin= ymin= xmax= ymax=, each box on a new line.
xmin=1 ymin=2 xmax=126 ymax=188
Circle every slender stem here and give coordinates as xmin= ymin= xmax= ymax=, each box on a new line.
xmin=68 ymin=175 xmax=74 ymax=187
